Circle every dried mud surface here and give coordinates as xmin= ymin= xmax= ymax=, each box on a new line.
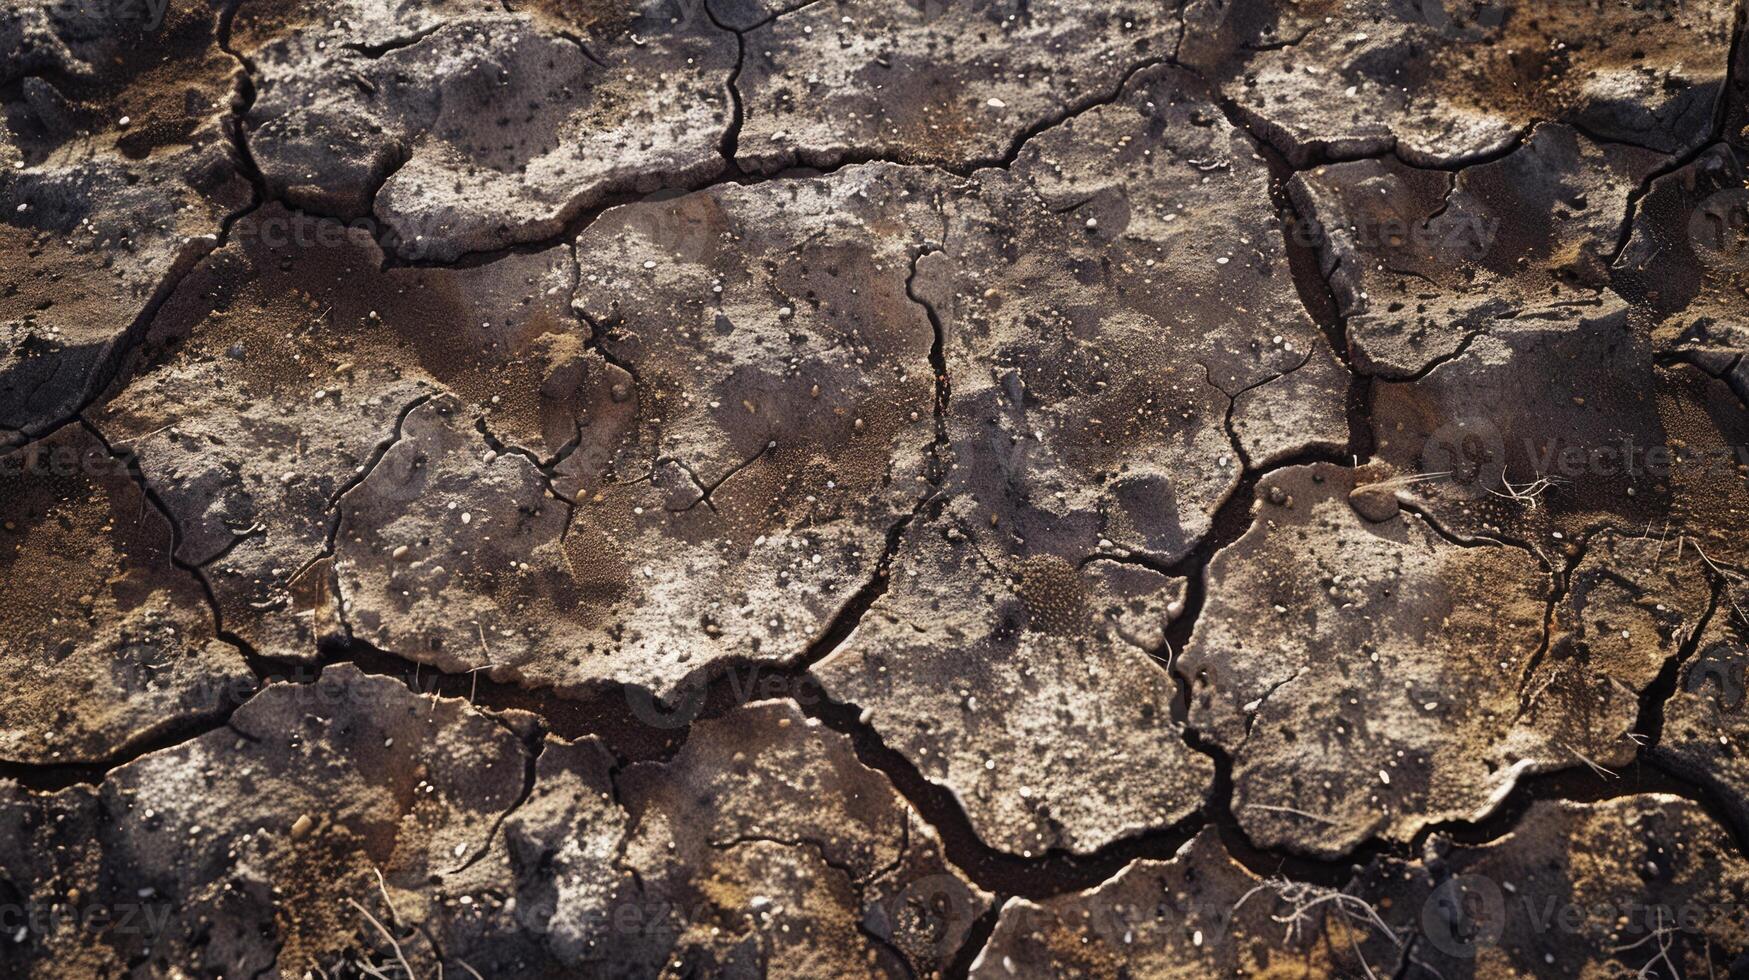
xmin=5 ymin=0 xmax=1749 ymax=976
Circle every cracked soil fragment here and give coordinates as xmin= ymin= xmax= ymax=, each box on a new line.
xmin=1182 ymin=463 xmax=1558 ymax=857
xmin=233 ymin=0 xmax=736 ymax=260
xmin=926 ymin=62 xmax=1341 ymax=566
xmin=396 ymin=162 xmax=953 ymax=698
xmin=1409 ymin=795 xmax=1749 ymax=978
xmin=0 ymin=666 xmax=529 ymax=977
xmin=1368 ymin=308 xmax=1749 ymax=565
xmin=615 ymin=701 xmax=992 ymax=977
xmin=971 ymin=828 xmax=1415 ymax=979
xmin=1290 ymin=123 xmax=1666 ymax=377
xmin=732 ymin=0 xmax=1180 ymax=173
xmin=0 ymin=677 xmax=981 ymax=978
xmin=1616 ymin=143 xmax=1749 ymax=399
xmin=1653 ymin=608 xmax=1749 ymax=834
xmin=815 ymin=517 xmax=1214 ymax=856
xmin=0 ymin=424 xmax=248 ymax=765
xmin=1 ymin=0 xmax=247 ymax=444
xmin=1190 ymin=0 xmax=1734 ymax=165
xmin=94 ymin=205 xmax=588 ymax=657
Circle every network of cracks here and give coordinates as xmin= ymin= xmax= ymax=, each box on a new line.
xmin=5 ymin=0 xmax=1749 ymax=976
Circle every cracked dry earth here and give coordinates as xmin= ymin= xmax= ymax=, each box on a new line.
xmin=9 ymin=1 xmax=1749 ymax=979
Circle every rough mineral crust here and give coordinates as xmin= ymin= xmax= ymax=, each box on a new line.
xmin=1289 ymin=123 xmax=1666 ymax=377
xmin=0 ymin=424 xmax=249 ymax=765
xmin=1187 ymin=461 xmax=1745 ymax=860
xmin=334 ymin=392 xmax=649 ymax=695
xmin=613 ymin=701 xmax=992 ymax=977
xmin=0 ymin=681 xmax=988 ymax=978
xmin=1653 ymin=610 xmax=1749 ymax=833
xmin=979 ymin=798 xmax=1749 ymax=980
xmin=814 ymin=61 xmax=1358 ymax=857
xmin=1230 ymin=344 xmax=1352 ymax=468
xmin=732 ymin=0 xmax=1180 ymax=173
xmin=0 ymin=0 xmax=247 ymax=445
xmin=1180 ymin=462 xmax=1561 ymax=857
xmin=1535 ymin=532 xmax=1716 ymax=753
xmin=8 ymin=0 xmax=1749 ymax=970
xmin=1366 ymin=307 xmax=1749 ymax=566
xmin=359 ymin=162 xmax=948 ymax=698
xmin=967 ymin=795 xmax=1749 ymax=978
xmin=0 ymin=666 xmax=531 ymax=978
xmin=1410 ymin=795 xmax=1749 ymax=978
xmin=231 ymin=0 xmax=736 ymax=261
xmin=1616 ymin=143 xmax=1749 ymax=400
xmin=94 ymin=204 xmax=587 ymax=657
xmin=814 ymin=509 xmax=1213 ymax=856
xmin=1186 ymin=0 xmax=1735 ymax=166
xmin=923 ymin=62 xmax=1343 ymax=566
xmin=389 ymin=698 xmax=991 ymax=977
xmin=969 ymin=829 xmax=1417 ymax=979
